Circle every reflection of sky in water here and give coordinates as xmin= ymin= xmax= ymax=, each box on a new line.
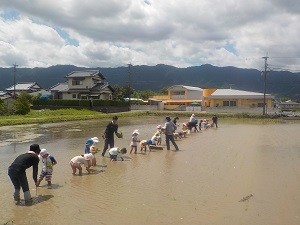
xmin=0 ymin=119 xmax=299 ymax=225
xmin=0 ymin=125 xmax=44 ymax=147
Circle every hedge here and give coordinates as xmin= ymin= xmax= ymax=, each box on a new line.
xmin=32 ymin=99 xmax=130 ymax=107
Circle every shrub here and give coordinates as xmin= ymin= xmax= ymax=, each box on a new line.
xmin=13 ymin=92 xmax=31 ymax=115
xmin=0 ymin=99 xmax=8 ymax=115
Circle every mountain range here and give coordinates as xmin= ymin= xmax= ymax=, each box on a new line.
xmin=0 ymin=64 xmax=299 ymax=100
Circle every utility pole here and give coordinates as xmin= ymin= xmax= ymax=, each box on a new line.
xmin=262 ymin=56 xmax=269 ymax=115
xmin=128 ymin=63 xmax=132 ymax=102
xmin=13 ymin=63 xmax=18 ymax=99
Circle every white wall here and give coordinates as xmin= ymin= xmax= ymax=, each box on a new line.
xmin=187 ymin=90 xmax=203 ymax=100
xmin=186 ymin=106 xmax=202 ymax=111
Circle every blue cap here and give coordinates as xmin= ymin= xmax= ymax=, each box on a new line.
xmin=85 ymin=139 xmax=94 ymax=146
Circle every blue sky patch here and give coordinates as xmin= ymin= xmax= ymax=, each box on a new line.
xmin=0 ymin=8 xmax=20 ymax=20
xmin=224 ymin=43 xmax=237 ymax=55
xmin=55 ymin=27 xmax=79 ymax=47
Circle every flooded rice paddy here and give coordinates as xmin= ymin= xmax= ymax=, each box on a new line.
xmin=0 ymin=117 xmax=300 ymax=225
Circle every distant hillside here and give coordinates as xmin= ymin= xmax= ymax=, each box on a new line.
xmin=0 ymin=64 xmax=299 ymax=100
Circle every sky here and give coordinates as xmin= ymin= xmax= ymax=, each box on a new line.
xmin=0 ymin=0 xmax=299 ymax=72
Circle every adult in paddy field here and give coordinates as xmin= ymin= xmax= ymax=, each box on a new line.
xmin=212 ymin=114 xmax=218 ymax=128
xmin=8 ymin=144 xmax=41 ymax=203
xmin=163 ymin=116 xmax=179 ymax=151
xmin=101 ymin=116 xmax=122 ymax=157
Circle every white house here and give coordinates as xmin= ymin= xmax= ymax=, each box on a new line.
xmin=50 ymin=70 xmax=114 ymax=100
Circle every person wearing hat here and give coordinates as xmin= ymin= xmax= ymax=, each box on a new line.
xmin=8 ymin=144 xmax=41 ymax=203
xmin=163 ymin=117 xmax=179 ymax=151
xmin=130 ymin=129 xmax=140 ymax=154
xmin=69 ymin=153 xmax=95 ymax=176
xmin=188 ymin=114 xmax=199 ymax=132
xmin=153 ymin=125 xmax=163 ymax=145
xmin=36 ymin=148 xmax=57 ymax=187
xmin=101 ymin=116 xmax=122 ymax=157
xmin=84 ymin=137 xmax=100 ymax=166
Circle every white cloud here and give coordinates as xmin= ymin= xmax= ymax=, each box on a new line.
xmin=0 ymin=0 xmax=299 ymax=71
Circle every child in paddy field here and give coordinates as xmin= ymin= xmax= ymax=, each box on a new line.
xmin=140 ymin=129 xmax=163 ymax=151
xmin=109 ymin=147 xmax=127 ymax=161
xmin=130 ymin=130 xmax=140 ymax=154
xmin=182 ymin=123 xmax=188 ymax=133
xmin=84 ymin=137 xmax=99 ymax=166
xmin=173 ymin=131 xmax=186 ymax=140
xmin=70 ymin=152 xmax=95 ymax=176
xmin=36 ymin=149 xmax=57 ymax=187
xmin=154 ymin=125 xmax=163 ymax=145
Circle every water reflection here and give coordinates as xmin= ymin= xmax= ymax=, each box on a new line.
xmin=0 ymin=118 xmax=300 ymax=225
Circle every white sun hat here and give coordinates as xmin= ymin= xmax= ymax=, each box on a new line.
xmin=39 ymin=148 xmax=49 ymax=157
xmin=84 ymin=153 xmax=94 ymax=161
xmin=132 ymin=129 xmax=139 ymax=135
xmin=91 ymin=137 xmax=99 ymax=143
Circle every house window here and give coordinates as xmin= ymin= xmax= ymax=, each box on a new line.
xmin=72 ymin=94 xmax=77 ymax=99
xmin=258 ymin=103 xmax=264 ymax=107
xmin=223 ymin=101 xmax=236 ymax=107
xmin=72 ymin=80 xmax=83 ymax=85
xmin=230 ymin=101 xmax=237 ymax=106
xmin=109 ymin=94 xmax=112 ymax=100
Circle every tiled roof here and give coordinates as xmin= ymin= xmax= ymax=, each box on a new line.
xmin=65 ymin=70 xmax=105 ymax=79
xmin=91 ymin=83 xmax=114 ymax=92
xmin=49 ymin=82 xmax=68 ymax=92
xmin=6 ymin=82 xmax=40 ymax=91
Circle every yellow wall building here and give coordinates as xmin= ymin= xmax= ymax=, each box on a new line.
xmin=149 ymin=86 xmax=274 ymax=110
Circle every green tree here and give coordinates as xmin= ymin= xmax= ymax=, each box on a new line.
xmin=112 ymin=84 xmax=166 ymax=101
xmin=160 ymin=86 xmax=169 ymax=95
xmin=111 ymin=85 xmax=127 ymax=101
xmin=112 ymin=84 xmax=135 ymax=100
xmin=0 ymin=99 xmax=8 ymax=115
xmin=136 ymin=89 xmax=157 ymax=100
xmin=13 ymin=92 xmax=31 ymax=115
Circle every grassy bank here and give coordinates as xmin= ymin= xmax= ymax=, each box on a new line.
xmin=0 ymin=108 xmax=283 ymax=126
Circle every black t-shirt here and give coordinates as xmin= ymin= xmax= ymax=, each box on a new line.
xmin=212 ymin=116 xmax=218 ymax=122
xmin=104 ymin=121 xmax=118 ymax=139
xmin=8 ymin=153 xmax=40 ymax=182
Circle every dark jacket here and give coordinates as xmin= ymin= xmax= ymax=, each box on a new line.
xmin=104 ymin=121 xmax=118 ymax=139
xmin=8 ymin=153 xmax=40 ymax=182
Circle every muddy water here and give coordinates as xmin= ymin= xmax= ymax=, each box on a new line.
xmin=0 ymin=117 xmax=300 ymax=225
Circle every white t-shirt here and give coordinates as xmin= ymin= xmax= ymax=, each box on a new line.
xmin=109 ymin=147 xmax=120 ymax=156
